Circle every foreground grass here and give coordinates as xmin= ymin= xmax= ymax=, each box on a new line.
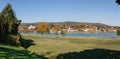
xmin=0 ymin=43 xmax=48 ymax=59
xmin=22 ymin=35 xmax=120 ymax=59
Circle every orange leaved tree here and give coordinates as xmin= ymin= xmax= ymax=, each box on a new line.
xmin=53 ymin=25 xmax=60 ymax=36
xmin=36 ymin=22 xmax=50 ymax=35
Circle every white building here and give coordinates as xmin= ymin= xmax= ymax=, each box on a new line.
xmin=67 ymin=27 xmax=77 ymax=32
xmin=28 ymin=25 xmax=36 ymax=30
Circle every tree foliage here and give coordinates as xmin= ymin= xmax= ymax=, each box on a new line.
xmin=53 ymin=25 xmax=60 ymax=35
xmin=116 ymin=0 xmax=120 ymax=5
xmin=117 ymin=30 xmax=120 ymax=35
xmin=61 ymin=30 xmax=66 ymax=37
xmin=0 ymin=4 xmax=21 ymax=35
xmin=0 ymin=4 xmax=21 ymax=46
xmin=36 ymin=22 xmax=50 ymax=35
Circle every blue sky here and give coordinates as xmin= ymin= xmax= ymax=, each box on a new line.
xmin=0 ymin=0 xmax=120 ymax=26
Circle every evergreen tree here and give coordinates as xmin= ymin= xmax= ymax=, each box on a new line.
xmin=0 ymin=4 xmax=21 ymax=46
xmin=0 ymin=13 xmax=2 ymax=33
xmin=0 ymin=12 xmax=6 ymax=34
xmin=1 ymin=4 xmax=21 ymax=35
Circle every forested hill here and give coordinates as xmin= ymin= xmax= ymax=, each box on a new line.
xmin=20 ymin=21 xmax=118 ymax=27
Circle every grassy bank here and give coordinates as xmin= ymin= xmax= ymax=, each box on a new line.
xmin=0 ymin=43 xmax=48 ymax=59
xmin=22 ymin=35 xmax=120 ymax=59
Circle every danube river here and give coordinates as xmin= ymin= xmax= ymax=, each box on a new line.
xmin=21 ymin=32 xmax=120 ymax=38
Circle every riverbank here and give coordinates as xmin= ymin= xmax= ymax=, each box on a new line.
xmin=21 ymin=34 xmax=120 ymax=59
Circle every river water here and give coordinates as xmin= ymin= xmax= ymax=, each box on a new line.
xmin=20 ymin=32 xmax=120 ymax=38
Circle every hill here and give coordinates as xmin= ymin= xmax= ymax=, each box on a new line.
xmin=20 ymin=21 xmax=111 ymax=27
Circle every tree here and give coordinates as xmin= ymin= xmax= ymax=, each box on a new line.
xmin=0 ymin=12 xmax=6 ymax=34
xmin=0 ymin=4 xmax=21 ymax=46
xmin=1 ymin=4 xmax=21 ymax=35
xmin=36 ymin=22 xmax=50 ymax=35
xmin=61 ymin=30 xmax=66 ymax=37
xmin=117 ymin=30 xmax=120 ymax=35
xmin=53 ymin=25 xmax=60 ymax=36
xmin=0 ymin=13 xmax=2 ymax=33
xmin=116 ymin=0 xmax=120 ymax=5
xmin=115 ymin=0 xmax=120 ymax=35
xmin=60 ymin=25 xmax=66 ymax=37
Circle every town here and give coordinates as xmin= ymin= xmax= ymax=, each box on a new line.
xmin=19 ymin=22 xmax=120 ymax=33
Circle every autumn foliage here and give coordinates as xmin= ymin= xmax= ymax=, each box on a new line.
xmin=53 ymin=25 xmax=60 ymax=35
xmin=36 ymin=22 xmax=50 ymax=35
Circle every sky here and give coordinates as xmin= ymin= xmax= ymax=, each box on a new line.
xmin=0 ymin=0 xmax=120 ymax=26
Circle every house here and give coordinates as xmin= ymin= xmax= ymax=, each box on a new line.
xmin=67 ymin=27 xmax=77 ymax=32
xmin=28 ymin=25 xmax=36 ymax=30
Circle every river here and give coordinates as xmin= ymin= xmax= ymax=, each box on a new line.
xmin=20 ymin=32 xmax=120 ymax=38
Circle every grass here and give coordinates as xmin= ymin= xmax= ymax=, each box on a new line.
xmin=22 ymin=35 xmax=120 ymax=59
xmin=0 ymin=43 xmax=48 ymax=59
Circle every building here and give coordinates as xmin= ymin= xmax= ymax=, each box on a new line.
xmin=28 ymin=25 xmax=36 ymax=30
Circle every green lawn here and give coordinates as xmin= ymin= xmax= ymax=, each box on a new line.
xmin=22 ymin=35 xmax=120 ymax=59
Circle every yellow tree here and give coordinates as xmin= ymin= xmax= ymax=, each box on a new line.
xmin=53 ymin=25 xmax=60 ymax=35
xmin=36 ymin=22 xmax=49 ymax=35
